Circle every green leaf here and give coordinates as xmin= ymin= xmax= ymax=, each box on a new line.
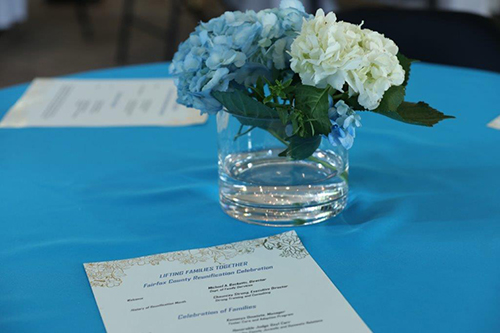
xmin=212 ymin=90 xmax=278 ymax=119
xmin=397 ymin=52 xmax=415 ymax=86
xmin=289 ymin=110 xmax=306 ymax=137
xmin=263 ymin=95 xmax=274 ymax=104
xmin=372 ymin=101 xmax=455 ymax=127
xmin=212 ymin=89 xmax=281 ymax=128
xmin=279 ymin=135 xmax=322 ymax=160
xmin=249 ymin=77 xmax=266 ymax=102
xmin=294 ymin=85 xmax=332 ymax=136
xmin=256 ymin=76 xmax=265 ymax=93
xmin=276 ymin=108 xmax=289 ymax=125
xmin=374 ymin=85 xmax=406 ymax=113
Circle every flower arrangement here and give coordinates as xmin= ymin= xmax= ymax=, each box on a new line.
xmin=170 ymin=0 xmax=453 ymax=159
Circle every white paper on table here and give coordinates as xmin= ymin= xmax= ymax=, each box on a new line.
xmin=487 ymin=116 xmax=500 ymax=130
xmin=0 ymin=78 xmax=207 ymax=128
xmin=84 ymin=231 xmax=371 ymax=333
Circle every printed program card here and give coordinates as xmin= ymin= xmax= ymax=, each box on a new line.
xmin=487 ymin=116 xmax=500 ymax=130
xmin=0 ymin=78 xmax=207 ymax=128
xmin=84 ymin=231 xmax=371 ymax=333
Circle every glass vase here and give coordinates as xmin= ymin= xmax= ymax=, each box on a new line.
xmin=216 ymin=111 xmax=348 ymax=227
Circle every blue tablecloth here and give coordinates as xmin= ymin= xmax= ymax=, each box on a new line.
xmin=0 ymin=62 xmax=499 ymax=332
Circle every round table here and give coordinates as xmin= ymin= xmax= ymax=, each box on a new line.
xmin=0 ymin=63 xmax=499 ymax=332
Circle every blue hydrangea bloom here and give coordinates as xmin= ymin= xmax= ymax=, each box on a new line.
xmin=280 ymin=0 xmax=306 ymax=12
xmin=328 ymin=100 xmax=362 ymax=150
xmin=169 ymin=0 xmax=311 ymax=114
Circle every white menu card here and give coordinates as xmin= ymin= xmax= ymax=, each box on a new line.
xmin=84 ymin=231 xmax=371 ymax=333
xmin=0 ymin=78 xmax=207 ymax=128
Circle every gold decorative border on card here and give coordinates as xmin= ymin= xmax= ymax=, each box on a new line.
xmin=84 ymin=231 xmax=308 ymax=288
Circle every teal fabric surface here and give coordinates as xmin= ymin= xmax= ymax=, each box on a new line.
xmin=0 ymin=62 xmax=499 ymax=332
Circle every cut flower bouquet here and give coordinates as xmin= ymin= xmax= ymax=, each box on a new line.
xmin=170 ymin=0 xmax=453 ymax=159
xmin=169 ymin=0 xmax=454 ymax=226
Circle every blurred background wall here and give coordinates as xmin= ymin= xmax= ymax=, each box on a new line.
xmin=1 ymin=0 xmax=499 ymax=87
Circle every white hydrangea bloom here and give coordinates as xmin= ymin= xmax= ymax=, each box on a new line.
xmin=290 ymin=9 xmax=405 ymax=110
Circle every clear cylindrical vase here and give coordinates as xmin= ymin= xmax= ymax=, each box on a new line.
xmin=216 ymin=111 xmax=349 ymax=227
